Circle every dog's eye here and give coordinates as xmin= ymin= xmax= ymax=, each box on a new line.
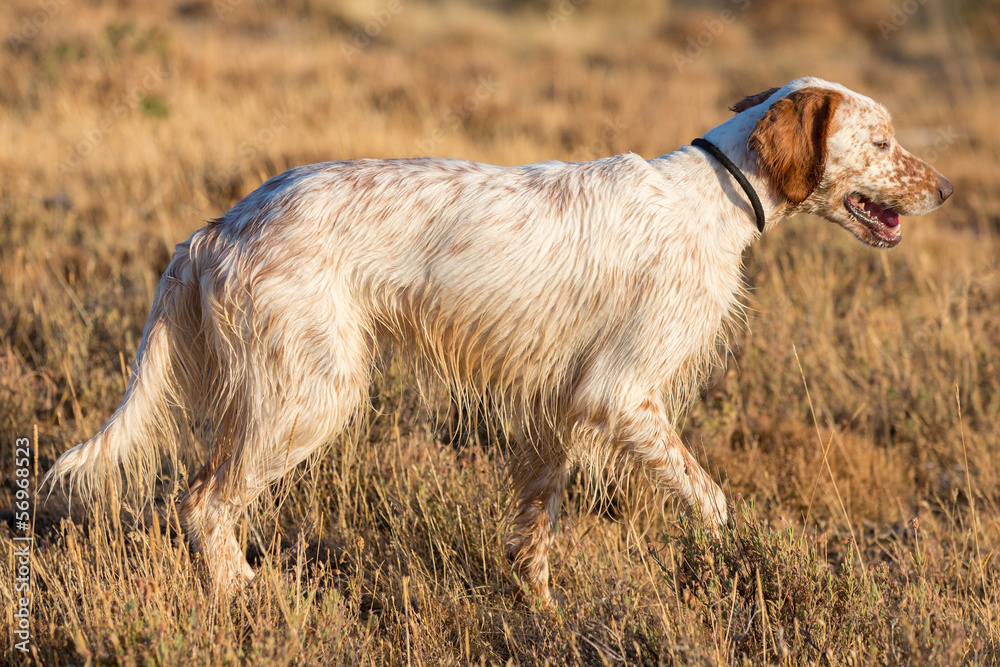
xmin=874 ymin=140 xmax=890 ymax=151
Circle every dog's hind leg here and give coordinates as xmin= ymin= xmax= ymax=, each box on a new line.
xmin=180 ymin=458 xmax=257 ymax=590
xmin=505 ymin=442 xmax=570 ymax=606
xmin=180 ymin=297 xmax=371 ymax=592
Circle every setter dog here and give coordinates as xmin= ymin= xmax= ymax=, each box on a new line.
xmin=46 ymin=78 xmax=952 ymax=604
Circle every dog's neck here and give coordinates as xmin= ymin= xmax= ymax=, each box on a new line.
xmin=691 ymin=138 xmax=766 ymax=234
xmin=699 ymin=112 xmax=793 ymax=231
xmin=648 ymin=113 xmax=794 ymax=258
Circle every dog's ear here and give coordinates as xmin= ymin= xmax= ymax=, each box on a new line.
xmin=748 ymin=87 xmax=842 ymax=205
xmin=729 ymin=87 xmax=780 ymax=113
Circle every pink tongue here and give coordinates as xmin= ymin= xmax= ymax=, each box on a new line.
xmin=868 ymin=199 xmax=900 ymax=227
xmin=856 ymin=195 xmax=900 ymax=228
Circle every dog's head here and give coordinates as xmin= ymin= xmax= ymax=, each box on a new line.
xmin=733 ymin=78 xmax=953 ymax=248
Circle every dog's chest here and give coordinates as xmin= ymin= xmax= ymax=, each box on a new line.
xmin=647 ymin=236 xmax=745 ymax=370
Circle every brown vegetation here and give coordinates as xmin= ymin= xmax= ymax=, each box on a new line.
xmin=1 ymin=0 xmax=998 ymax=663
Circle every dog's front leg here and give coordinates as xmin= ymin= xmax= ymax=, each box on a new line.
xmin=617 ymin=398 xmax=728 ymax=530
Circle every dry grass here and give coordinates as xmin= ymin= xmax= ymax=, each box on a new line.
xmin=2 ymin=0 xmax=1000 ymax=664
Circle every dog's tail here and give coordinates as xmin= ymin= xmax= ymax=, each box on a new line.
xmin=43 ymin=242 xmax=205 ymax=508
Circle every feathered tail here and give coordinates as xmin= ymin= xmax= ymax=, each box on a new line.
xmin=43 ymin=242 xmax=204 ymax=508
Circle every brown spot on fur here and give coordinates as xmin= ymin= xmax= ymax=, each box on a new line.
xmin=749 ymin=87 xmax=843 ymax=205
xmin=588 ymin=402 xmax=610 ymax=427
xmin=446 ymin=239 xmax=473 ymax=256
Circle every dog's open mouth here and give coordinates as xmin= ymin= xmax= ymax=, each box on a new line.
xmin=845 ymin=193 xmax=901 ymax=247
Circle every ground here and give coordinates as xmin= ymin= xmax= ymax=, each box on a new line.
xmin=1 ymin=0 xmax=999 ymax=664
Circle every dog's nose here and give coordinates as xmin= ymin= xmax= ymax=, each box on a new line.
xmin=937 ymin=175 xmax=954 ymax=202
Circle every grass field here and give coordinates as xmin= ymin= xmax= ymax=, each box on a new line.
xmin=2 ymin=0 xmax=1000 ymax=663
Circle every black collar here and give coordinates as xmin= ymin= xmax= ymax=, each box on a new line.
xmin=692 ymin=137 xmax=766 ymax=234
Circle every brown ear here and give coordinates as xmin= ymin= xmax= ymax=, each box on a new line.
xmin=748 ymin=87 xmax=842 ymax=205
xmin=729 ymin=87 xmax=780 ymax=113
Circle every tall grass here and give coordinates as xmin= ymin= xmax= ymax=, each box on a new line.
xmin=2 ymin=0 xmax=998 ymax=663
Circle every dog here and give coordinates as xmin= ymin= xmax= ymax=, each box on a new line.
xmin=45 ymin=77 xmax=952 ymax=604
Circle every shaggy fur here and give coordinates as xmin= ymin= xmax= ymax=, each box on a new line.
xmin=45 ymin=77 xmax=952 ymax=604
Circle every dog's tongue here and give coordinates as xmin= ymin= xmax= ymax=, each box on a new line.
xmin=861 ymin=195 xmax=900 ymax=228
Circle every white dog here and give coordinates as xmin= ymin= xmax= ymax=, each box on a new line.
xmin=46 ymin=78 xmax=952 ymax=604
